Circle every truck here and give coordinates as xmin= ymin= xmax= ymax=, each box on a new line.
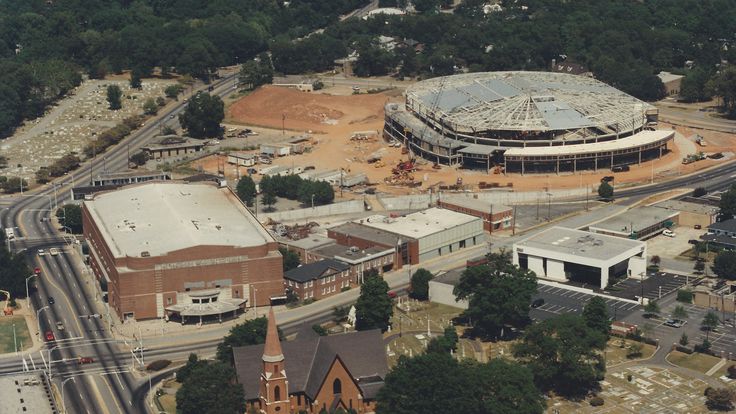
xmin=4 ymin=228 xmax=15 ymax=240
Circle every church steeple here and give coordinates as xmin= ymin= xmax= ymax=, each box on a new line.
xmin=263 ymin=307 xmax=284 ymax=363
xmin=259 ymin=307 xmax=290 ymax=414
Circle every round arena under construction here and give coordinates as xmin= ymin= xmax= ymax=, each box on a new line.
xmin=383 ymin=71 xmax=674 ymax=174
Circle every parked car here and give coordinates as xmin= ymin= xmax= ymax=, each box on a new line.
xmin=694 ymin=224 xmax=702 ymax=229
xmin=37 ymin=249 xmax=46 ymax=256
xmin=662 ymin=229 xmax=676 ymax=237
xmin=45 ymin=331 xmax=55 ymax=341
xmin=247 ymin=168 xmax=258 ymax=175
xmin=664 ymin=319 xmax=686 ymax=328
xmin=531 ymin=298 xmax=545 ymax=308
xmin=612 ymin=165 xmax=630 ymax=172
xmin=78 ymin=357 xmax=94 ymax=364
xmin=48 ymin=296 xmax=55 ymax=305
xmin=49 ymin=248 xmax=59 ymax=256
xmin=600 ymin=176 xmax=615 ymax=182
xmin=259 ymin=157 xmax=272 ymax=164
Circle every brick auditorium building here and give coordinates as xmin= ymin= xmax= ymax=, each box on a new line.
xmin=82 ymin=181 xmax=284 ymax=321
xmin=235 ymin=308 xmax=387 ymax=414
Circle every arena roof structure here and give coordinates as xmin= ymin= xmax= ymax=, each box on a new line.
xmin=405 ymin=71 xmax=656 ymax=134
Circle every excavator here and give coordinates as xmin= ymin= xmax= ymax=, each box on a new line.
xmin=1 ymin=289 xmax=14 ymax=315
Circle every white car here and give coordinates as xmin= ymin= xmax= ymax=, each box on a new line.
xmin=37 ymin=249 xmax=46 ymax=256
xmin=662 ymin=229 xmax=676 ymax=237
xmin=49 ymin=248 xmax=59 ymax=256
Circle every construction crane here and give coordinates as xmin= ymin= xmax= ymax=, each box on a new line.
xmin=1 ymin=289 xmax=13 ymax=315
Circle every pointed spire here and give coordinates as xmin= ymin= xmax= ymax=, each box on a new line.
xmin=262 ymin=307 xmax=284 ymax=363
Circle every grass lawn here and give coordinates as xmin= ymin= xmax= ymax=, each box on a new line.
xmin=605 ymin=338 xmax=656 ymax=366
xmin=156 ymin=379 xmax=181 ymax=413
xmin=0 ymin=316 xmax=32 ymax=353
xmin=667 ymin=350 xmax=723 ymax=375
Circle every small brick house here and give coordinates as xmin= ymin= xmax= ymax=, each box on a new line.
xmin=284 ymin=259 xmax=352 ymax=301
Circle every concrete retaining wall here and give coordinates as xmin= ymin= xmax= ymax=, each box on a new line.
xmin=260 ymin=200 xmax=364 ymax=222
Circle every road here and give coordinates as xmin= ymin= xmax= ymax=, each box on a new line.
xmin=2 ymin=79 xmax=736 ymax=412
xmin=0 ymin=72 xmax=240 ymax=414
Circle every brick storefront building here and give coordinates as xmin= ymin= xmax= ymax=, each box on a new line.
xmin=82 ymin=182 xmax=284 ymax=321
xmin=437 ymin=196 xmax=513 ymax=233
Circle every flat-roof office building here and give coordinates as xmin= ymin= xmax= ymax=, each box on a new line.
xmin=82 ymin=182 xmax=284 ymax=321
xmin=513 ymin=227 xmax=647 ymax=289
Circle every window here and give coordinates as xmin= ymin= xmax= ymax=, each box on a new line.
xmin=234 ymin=290 xmax=239 ymax=298
xmin=274 ymin=364 xmax=279 ymax=374
xmin=274 ymin=386 xmax=281 ymax=401
xmin=333 ymin=379 xmax=342 ymax=395
xmin=322 ymin=288 xmax=325 ymax=295
xmin=332 ymin=275 xmax=336 ymax=282
xmin=167 ymin=297 xmax=172 ymax=305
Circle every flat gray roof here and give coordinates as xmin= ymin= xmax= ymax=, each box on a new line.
xmin=358 ymin=208 xmax=481 ymax=239
xmin=588 ymin=206 xmax=678 ymax=235
xmin=85 ymin=182 xmax=274 ymax=258
xmin=329 ymin=222 xmax=403 ymax=246
xmin=440 ymin=195 xmax=511 ymax=215
xmin=431 ymin=268 xmax=464 ymax=287
xmin=0 ymin=372 xmax=56 ymax=414
xmin=515 ymin=227 xmax=644 ymax=261
xmin=654 ymin=199 xmax=720 ymax=216
xmin=280 ymin=234 xmax=336 ymax=251
xmin=314 ymin=243 xmax=394 ymax=263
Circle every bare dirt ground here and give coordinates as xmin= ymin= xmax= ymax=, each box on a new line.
xmin=204 ymin=85 xmax=736 ymax=196
xmin=0 ymin=78 xmax=176 ymax=185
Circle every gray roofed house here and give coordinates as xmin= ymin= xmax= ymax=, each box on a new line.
xmin=284 ymin=259 xmax=350 ymax=283
xmin=709 ymin=219 xmax=736 ymax=235
xmin=234 ymin=329 xmax=388 ymax=409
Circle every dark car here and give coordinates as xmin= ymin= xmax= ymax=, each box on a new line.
xmin=531 ymin=298 xmax=545 ymax=308
xmin=48 ymin=296 xmax=55 ymax=305
xmin=694 ymin=224 xmax=702 ymax=229
xmin=612 ymin=165 xmax=630 ymax=172
xmin=601 ymin=176 xmax=615 ymax=183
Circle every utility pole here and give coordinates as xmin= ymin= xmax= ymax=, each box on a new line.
xmin=511 ymin=205 xmax=517 ymax=235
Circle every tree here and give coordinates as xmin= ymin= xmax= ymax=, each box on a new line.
xmin=261 ymin=191 xmax=277 ymax=212
xmin=705 ymin=387 xmax=735 ymax=411
xmin=427 ymin=325 xmax=459 ymax=354
xmin=712 ymin=251 xmax=736 ymax=280
xmin=650 ymin=255 xmax=661 ymax=268
xmin=0 ymin=233 xmax=31 ymax=297
xmin=355 ymin=271 xmax=393 ymax=332
xmin=165 ymin=84 xmax=184 ymax=99
xmin=238 ymin=58 xmax=273 ymax=90
xmin=679 ymin=333 xmax=689 ymax=346
xmin=694 ymin=260 xmax=705 ymax=274
xmin=107 ymin=85 xmax=122 ymax=110
xmin=453 ymin=250 xmax=537 ymax=338
xmin=376 ymin=352 xmax=544 ymax=414
xmin=130 ymin=68 xmax=142 ymax=89
xmin=278 ymin=247 xmax=301 ymax=271
xmin=719 ymin=184 xmax=736 ymax=220
xmin=644 ymin=301 xmax=660 ymax=318
xmin=216 ymin=317 xmax=283 ymax=364
xmin=1 ymin=177 xmax=28 ymax=194
xmin=693 ymin=187 xmax=708 ymax=197
xmin=513 ymin=314 xmax=606 ymax=398
xmin=598 ymin=181 xmax=614 ymax=200
xmin=312 ymin=324 xmax=328 ymax=336
xmin=582 ymin=296 xmax=610 ymax=339
xmin=176 ymin=361 xmax=245 ymax=414
xmin=672 ymin=305 xmax=689 ymax=320
xmin=409 ymin=268 xmax=433 ymax=301
xmin=236 ymin=176 xmax=256 ymax=207
xmin=177 ymin=353 xmax=205 ymax=384
xmin=129 ymin=151 xmax=150 ymax=166
xmin=56 ymin=204 xmax=83 ymax=234
xmin=178 ymin=92 xmax=224 ymax=138
xmin=702 ymin=311 xmax=720 ymax=338
xmin=142 ymin=98 xmax=158 ymax=115
xmin=680 ymin=67 xmax=714 ymax=103
xmin=35 ymin=168 xmax=50 ymax=184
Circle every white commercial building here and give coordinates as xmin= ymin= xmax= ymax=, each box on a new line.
xmin=512 ymin=227 xmax=647 ymax=289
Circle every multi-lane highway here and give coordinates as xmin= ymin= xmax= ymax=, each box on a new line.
xmin=2 ymin=72 xmax=736 ymax=413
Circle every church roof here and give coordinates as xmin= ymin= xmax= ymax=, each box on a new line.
xmin=234 ymin=329 xmax=388 ymax=401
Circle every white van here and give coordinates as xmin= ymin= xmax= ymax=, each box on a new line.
xmin=662 ymin=229 xmax=675 ymax=237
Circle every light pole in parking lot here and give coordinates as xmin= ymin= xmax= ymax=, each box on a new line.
xmin=36 ymin=305 xmax=49 ymax=337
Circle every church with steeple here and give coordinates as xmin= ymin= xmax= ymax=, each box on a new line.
xmin=234 ymin=308 xmax=387 ymax=414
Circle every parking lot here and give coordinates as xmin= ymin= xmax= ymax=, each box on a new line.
xmin=531 ymin=283 xmax=641 ymax=322
xmin=607 ymin=272 xmax=693 ymax=301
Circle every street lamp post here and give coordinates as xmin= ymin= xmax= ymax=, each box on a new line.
xmin=61 ymin=377 xmax=76 ymax=414
xmin=36 ymin=305 xmax=49 ymax=337
xmin=26 ymin=274 xmax=37 ymax=303
xmin=311 ymin=194 xmax=315 ymax=209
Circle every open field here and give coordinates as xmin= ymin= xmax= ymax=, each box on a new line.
xmin=0 ymin=316 xmax=32 ymax=353
xmin=667 ymin=350 xmax=729 ymax=376
xmin=155 ymin=378 xmax=181 ymax=414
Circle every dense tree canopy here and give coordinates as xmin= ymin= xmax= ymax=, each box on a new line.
xmin=278 ymin=247 xmax=301 ymax=271
xmin=56 ymin=204 xmax=83 ymax=234
xmin=178 ymin=92 xmax=224 ymax=138
xmin=582 ymin=296 xmax=611 ymax=340
xmin=719 ymin=184 xmax=736 ymax=220
xmin=409 ymin=268 xmax=433 ymax=301
xmin=235 ymin=176 xmax=256 ymax=207
xmin=176 ymin=360 xmax=245 ymax=414
xmin=513 ymin=314 xmax=606 ymax=398
xmin=0 ymin=232 xmax=31 ymax=297
xmin=713 ymin=251 xmax=736 ymax=281
xmin=355 ymin=270 xmax=393 ymax=332
xmin=453 ymin=250 xmax=537 ymax=338
xmin=376 ymin=352 xmax=545 ymax=414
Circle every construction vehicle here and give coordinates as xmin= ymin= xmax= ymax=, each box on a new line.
xmin=1 ymin=289 xmax=13 ymax=315
xmin=392 ymin=159 xmax=416 ymax=174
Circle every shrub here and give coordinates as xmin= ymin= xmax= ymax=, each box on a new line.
xmin=589 ymin=396 xmax=604 ymax=407
xmin=728 ymin=364 xmax=736 ymax=379
xmin=694 ymin=340 xmax=712 ymax=354
xmin=693 ymin=187 xmax=707 ymax=197
xmin=146 ymin=359 xmax=171 ymax=371
xmin=676 ymin=289 xmax=693 ymax=303
xmin=626 ymin=343 xmax=643 ymax=359
xmin=312 ymin=324 xmax=328 ymax=336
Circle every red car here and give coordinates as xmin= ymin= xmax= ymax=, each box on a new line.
xmin=44 ymin=330 xmax=55 ymax=341
xmin=78 ymin=357 xmax=94 ymax=364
